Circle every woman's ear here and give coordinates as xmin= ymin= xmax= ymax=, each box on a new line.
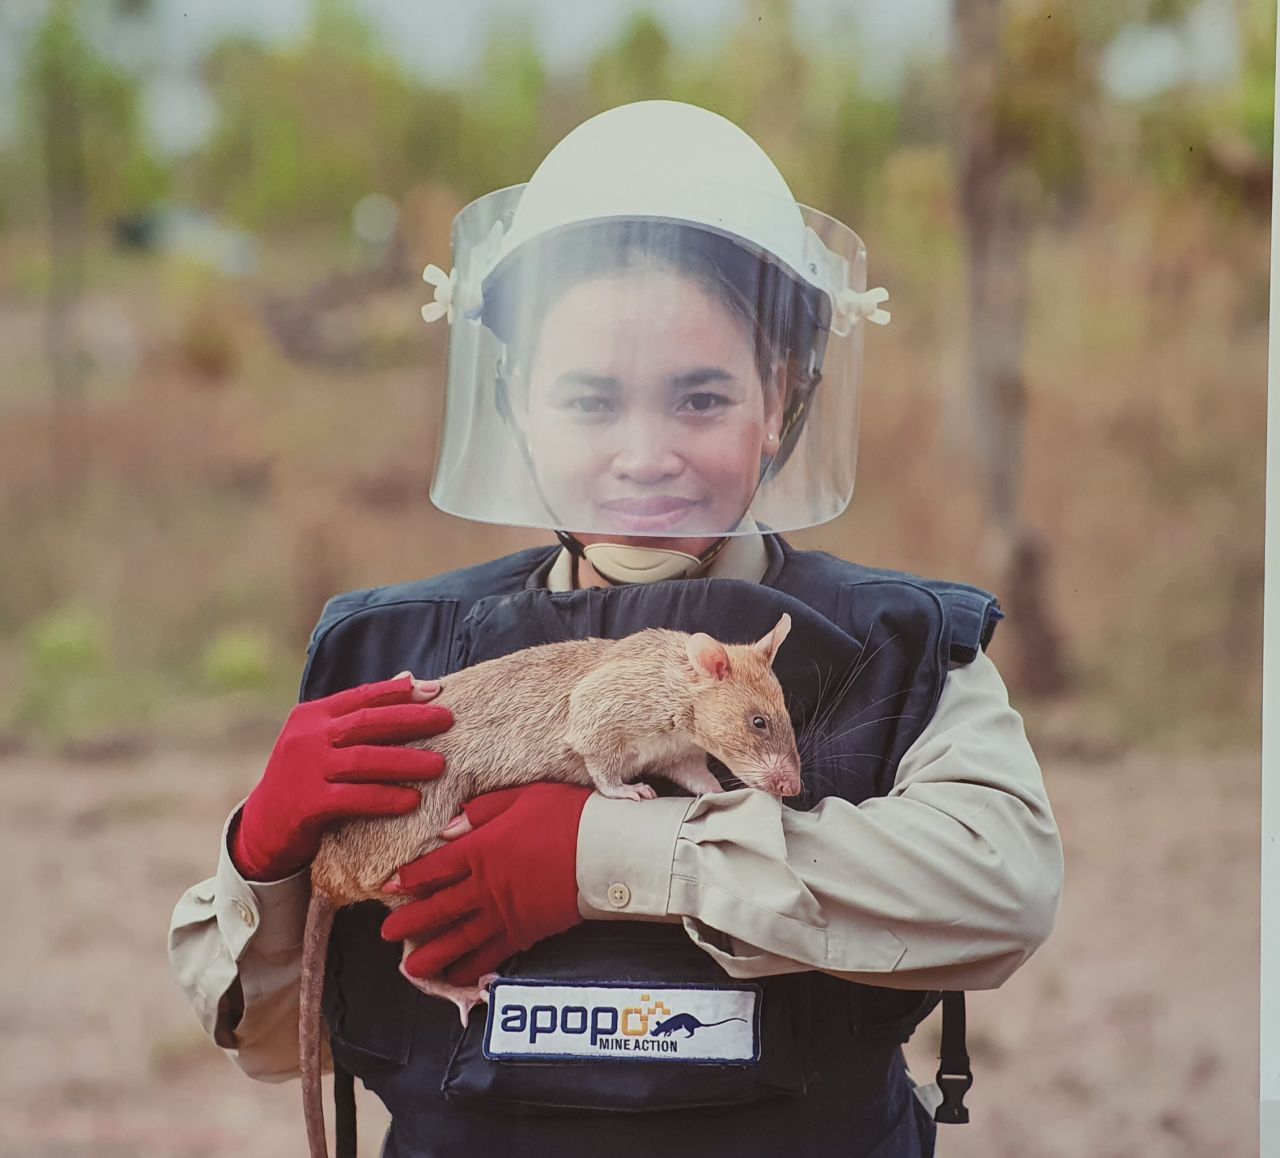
xmin=498 ymin=354 xmax=529 ymax=423
xmin=761 ymin=360 xmax=786 ymax=451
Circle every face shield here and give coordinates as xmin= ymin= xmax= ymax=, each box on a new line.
xmin=424 ymin=180 xmax=885 ymax=540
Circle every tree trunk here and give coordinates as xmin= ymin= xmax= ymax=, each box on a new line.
xmin=40 ymin=14 xmax=88 ymax=508
xmin=951 ymin=0 xmax=1068 ymax=696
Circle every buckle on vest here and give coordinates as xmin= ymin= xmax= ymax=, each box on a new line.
xmin=933 ymin=1069 xmax=973 ymax=1124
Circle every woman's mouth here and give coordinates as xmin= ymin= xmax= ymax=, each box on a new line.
xmin=597 ymin=497 xmax=701 ymax=532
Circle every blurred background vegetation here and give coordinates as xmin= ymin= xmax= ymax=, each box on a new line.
xmin=0 ymin=0 xmax=1271 ymax=754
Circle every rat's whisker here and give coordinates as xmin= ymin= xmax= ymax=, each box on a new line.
xmin=798 ymin=659 xmax=834 ymax=748
xmin=812 ymin=713 xmax=919 ymax=748
xmin=827 ymin=685 xmax=915 ymax=731
xmin=802 ymin=750 xmax=897 ymax=768
xmin=807 ymin=631 xmax=901 ymax=742
xmin=842 ymin=631 xmax=902 ymax=700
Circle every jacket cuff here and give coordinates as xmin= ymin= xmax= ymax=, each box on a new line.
xmin=576 ymin=794 xmax=695 ymax=921
xmin=217 ymin=801 xmax=312 ymax=958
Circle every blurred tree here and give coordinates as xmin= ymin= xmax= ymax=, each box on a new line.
xmin=675 ymin=0 xmax=808 ymax=185
xmin=196 ymin=1 xmax=550 ymax=227
xmin=453 ymin=22 xmax=550 ymax=197
xmin=1110 ymin=0 xmax=1272 ymax=213
xmin=1235 ymin=0 xmax=1275 ymax=161
xmin=20 ymin=1 xmax=166 ymax=498
xmin=587 ymin=11 xmax=672 ymax=109
xmin=11 ymin=1 xmax=167 ymax=233
xmin=28 ymin=0 xmax=87 ymax=442
xmin=197 ymin=0 xmax=433 ymax=228
xmin=814 ymin=74 xmax=900 ymax=227
xmin=952 ymin=0 xmax=1086 ymax=696
xmin=897 ymin=56 xmax=953 ymax=147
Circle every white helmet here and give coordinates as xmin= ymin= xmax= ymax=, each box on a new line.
xmin=422 ymin=101 xmax=888 ymax=559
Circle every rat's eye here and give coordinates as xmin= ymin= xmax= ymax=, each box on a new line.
xmin=751 ymin=715 xmax=769 ymax=731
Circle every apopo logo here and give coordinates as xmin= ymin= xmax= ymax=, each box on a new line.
xmin=497 ymin=994 xmax=683 ymax=1052
xmin=484 ymin=981 xmax=761 ymax=1064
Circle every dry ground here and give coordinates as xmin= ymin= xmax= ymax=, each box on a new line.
xmin=0 ymin=744 xmax=1259 ymax=1157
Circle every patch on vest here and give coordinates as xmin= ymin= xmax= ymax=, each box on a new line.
xmin=482 ymin=979 xmax=761 ymax=1064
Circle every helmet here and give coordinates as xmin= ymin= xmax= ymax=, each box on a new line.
xmin=421 ymin=101 xmax=888 ymax=564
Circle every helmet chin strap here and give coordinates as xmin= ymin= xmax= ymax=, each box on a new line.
xmin=555 ymin=531 xmax=729 ymax=585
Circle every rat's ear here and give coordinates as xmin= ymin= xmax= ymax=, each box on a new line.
xmin=752 ymin=613 xmax=792 ymax=667
xmin=687 ymin=633 xmax=731 ymax=681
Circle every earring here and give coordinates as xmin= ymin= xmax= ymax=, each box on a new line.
xmin=767 ymin=432 xmax=779 ymax=443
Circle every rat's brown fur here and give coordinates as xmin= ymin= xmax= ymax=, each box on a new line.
xmin=302 ymin=618 xmax=797 ymax=1158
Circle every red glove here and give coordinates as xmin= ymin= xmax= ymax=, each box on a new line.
xmin=380 ymin=782 xmax=592 ymax=984
xmin=232 ymin=674 xmax=453 ymax=882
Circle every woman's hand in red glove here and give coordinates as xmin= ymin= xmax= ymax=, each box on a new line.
xmin=232 ymin=672 xmax=453 ymax=882
xmin=380 ymin=782 xmax=592 ymax=985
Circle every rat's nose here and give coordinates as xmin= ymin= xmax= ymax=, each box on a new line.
xmin=774 ymin=769 xmax=804 ymax=798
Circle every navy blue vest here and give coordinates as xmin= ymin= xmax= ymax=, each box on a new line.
xmin=300 ymin=536 xmax=1001 ymax=1158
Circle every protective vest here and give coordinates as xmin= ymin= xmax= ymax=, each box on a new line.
xmin=300 ymin=535 xmax=1001 ymax=1158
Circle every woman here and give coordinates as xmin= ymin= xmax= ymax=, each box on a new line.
xmin=169 ymin=101 xmax=1062 ymax=1158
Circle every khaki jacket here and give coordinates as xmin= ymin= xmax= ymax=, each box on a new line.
xmin=168 ymin=537 xmax=1063 ymax=1080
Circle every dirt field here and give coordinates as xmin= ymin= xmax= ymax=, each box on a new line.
xmin=0 ymin=744 xmax=1259 ymax=1157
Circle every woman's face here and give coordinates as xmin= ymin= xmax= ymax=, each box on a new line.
xmin=517 ymin=270 xmax=782 ymax=549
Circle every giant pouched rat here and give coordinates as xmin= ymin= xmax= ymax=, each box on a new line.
xmin=301 ymin=614 xmax=800 ymax=1158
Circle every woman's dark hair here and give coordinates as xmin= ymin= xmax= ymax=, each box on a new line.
xmin=482 ymin=218 xmax=828 ymax=394
xmin=481 ymin=218 xmax=832 ymax=477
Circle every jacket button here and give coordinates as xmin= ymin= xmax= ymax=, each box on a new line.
xmin=607 ymin=882 xmax=631 ymax=908
xmin=232 ymin=898 xmax=257 ymax=928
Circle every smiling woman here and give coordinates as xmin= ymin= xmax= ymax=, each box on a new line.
xmin=169 ymin=100 xmax=1060 ymax=1158
xmin=424 ymin=104 xmax=880 ymax=570
xmin=520 ymin=268 xmax=780 ymax=544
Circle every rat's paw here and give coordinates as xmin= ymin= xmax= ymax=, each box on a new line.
xmin=398 ymin=963 xmax=490 ymax=1025
xmin=594 ymin=780 xmax=657 ymax=802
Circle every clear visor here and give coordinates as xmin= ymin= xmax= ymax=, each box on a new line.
xmin=428 ymin=184 xmax=869 ymax=538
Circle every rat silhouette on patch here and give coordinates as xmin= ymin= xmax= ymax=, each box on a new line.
xmin=649 ymin=1012 xmax=750 ymax=1039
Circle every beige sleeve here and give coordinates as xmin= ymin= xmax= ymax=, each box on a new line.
xmin=167 ymin=802 xmax=328 ymax=1082
xmin=576 ymin=649 xmax=1064 ymax=991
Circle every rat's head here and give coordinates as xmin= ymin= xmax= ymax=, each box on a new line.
xmin=684 ymin=613 xmax=801 ymax=798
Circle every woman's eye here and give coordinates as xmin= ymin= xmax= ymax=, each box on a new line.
xmin=751 ymin=715 xmax=768 ymax=731
xmin=567 ymin=395 xmax=614 ymax=415
xmin=678 ymin=392 xmax=730 ymax=414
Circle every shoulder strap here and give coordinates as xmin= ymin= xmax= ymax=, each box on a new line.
xmin=934 ymin=992 xmax=974 ymax=1124
xmin=334 ymin=1060 xmax=357 ymax=1157
xmin=928 ymin=581 xmax=1004 ymax=667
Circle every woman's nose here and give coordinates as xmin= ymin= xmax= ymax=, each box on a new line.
xmin=608 ymin=419 xmax=684 ymax=483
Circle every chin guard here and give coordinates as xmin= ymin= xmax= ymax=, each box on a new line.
xmin=556 ymin=532 xmax=728 ymax=585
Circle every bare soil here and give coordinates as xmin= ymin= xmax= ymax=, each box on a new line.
xmin=0 ymin=746 xmax=1259 ymax=1156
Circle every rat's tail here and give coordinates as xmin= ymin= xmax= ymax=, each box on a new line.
xmin=302 ymin=891 xmax=337 ymax=1158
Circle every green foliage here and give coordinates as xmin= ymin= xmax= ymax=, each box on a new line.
xmin=1236 ymin=0 xmax=1276 ymax=159
xmin=194 ymin=1 xmax=549 ymax=227
xmin=1135 ymin=91 xmax=1215 ymax=189
xmin=200 ymin=627 xmax=273 ymax=692
xmin=0 ymin=0 xmax=1269 ymax=753
xmin=588 ymin=11 xmax=672 ymax=110
xmin=11 ymin=607 xmax=134 ymax=744
xmin=13 ymin=1 xmax=168 ymax=229
xmin=819 ymin=83 xmax=900 ymax=225
xmin=196 ymin=27 xmax=416 ymax=228
xmin=997 ymin=2 xmax=1090 ymax=211
xmin=1088 ymin=0 xmax=1273 ymax=213
xmin=453 ymin=24 xmax=549 ymax=199
xmin=24 ymin=607 xmax=106 ymax=677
